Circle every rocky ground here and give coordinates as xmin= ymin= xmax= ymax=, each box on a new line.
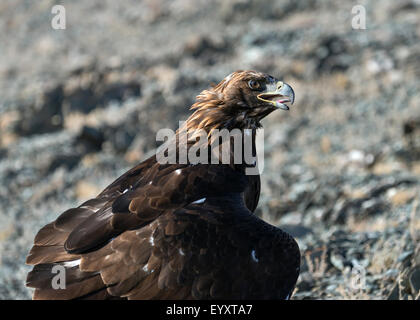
xmin=0 ymin=0 xmax=419 ymax=300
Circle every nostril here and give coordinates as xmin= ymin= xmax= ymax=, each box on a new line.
xmin=277 ymin=81 xmax=283 ymax=90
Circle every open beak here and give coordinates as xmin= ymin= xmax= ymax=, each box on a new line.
xmin=257 ymin=81 xmax=295 ymax=110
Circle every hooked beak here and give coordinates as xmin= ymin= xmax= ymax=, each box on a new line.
xmin=257 ymin=81 xmax=295 ymax=110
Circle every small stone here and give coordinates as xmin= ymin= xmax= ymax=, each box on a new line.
xmin=320 ymin=136 xmax=331 ymax=153
xmin=330 ymin=254 xmax=345 ymax=271
xmin=389 ymin=189 xmax=416 ymax=206
xmin=76 ymin=126 xmax=105 ymax=152
xmin=384 ymin=269 xmax=399 ymax=280
xmin=397 ymin=250 xmax=413 ymax=263
xmin=326 ymin=284 xmax=338 ymax=292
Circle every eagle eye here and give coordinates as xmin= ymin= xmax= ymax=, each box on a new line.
xmin=248 ymin=79 xmax=263 ymax=91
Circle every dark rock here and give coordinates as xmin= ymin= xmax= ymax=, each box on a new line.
xmin=104 ymin=127 xmax=136 ymax=153
xmin=387 ymin=282 xmax=401 ymax=300
xmin=100 ymin=81 xmax=141 ymax=105
xmin=402 ymin=117 xmax=420 ymax=161
xmin=391 ymin=1 xmax=420 ymax=14
xmin=368 ymin=178 xmax=417 ymax=198
xmin=183 ymin=35 xmax=231 ymax=65
xmin=15 ymin=85 xmax=64 ymax=136
xmin=65 ymin=86 xmax=97 ymax=113
xmin=66 ymin=79 xmax=141 ymax=114
xmin=221 ymin=0 xmax=318 ymax=23
xmin=46 ymin=154 xmax=81 ymax=173
xmin=75 ymin=126 xmax=105 ymax=152
xmin=310 ymin=36 xmax=351 ymax=74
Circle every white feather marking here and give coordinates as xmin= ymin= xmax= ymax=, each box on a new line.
xmin=191 ymin=197 xmax=206 ymax=204
xmin=179 ymin=248 xmax=185 ymax=256
xmin=80 ymin=206 xmax=100 ymax=212
xmin=224 ymin=72 xmax=234 ymax=82
xmin=175 ymin=169 xmax=182 ymax=175
xmin=142 ymin=264 xmax=154 ymax=273
xmin=149 ymin=235 xmax=155 ymax=246
xmin=62 ymin=259 xmax=81 ymax=267
xmin=251 ymin=249 xmax=259 ymax=262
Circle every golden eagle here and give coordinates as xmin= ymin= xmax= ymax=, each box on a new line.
xmin=26 ymin=70 xmax=300 ymax=299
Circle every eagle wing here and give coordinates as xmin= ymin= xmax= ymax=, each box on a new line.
xmin=27 ymin=195 xmax=299 ymax=300
xmin=80 ymin=197 xmax=300 ymax=300
xmin=26 ymin=159 xmax=271 ymax=299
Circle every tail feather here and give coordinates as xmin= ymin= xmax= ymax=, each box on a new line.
xmin=26 ymin=245 xmax=80 ymax=265
xmin=26 ymin=198 xmax=116 ymax=300
xmin=27 ymin=263 xmax=97 ymax=288
xmin=32 ymin=272 xmax=105 ymax=300
xmin=34 ymin=223 xmax=68 ymax=246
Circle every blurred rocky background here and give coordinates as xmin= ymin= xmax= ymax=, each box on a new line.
xmin=0 ymin=0 xmax=419 ymax=299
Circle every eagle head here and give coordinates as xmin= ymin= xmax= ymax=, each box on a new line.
xmin=188 ymin=70 xmax=295 ymax=131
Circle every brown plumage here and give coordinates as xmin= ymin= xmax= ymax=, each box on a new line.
xmin=26 ymin=70 xmax=300 ymax=300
